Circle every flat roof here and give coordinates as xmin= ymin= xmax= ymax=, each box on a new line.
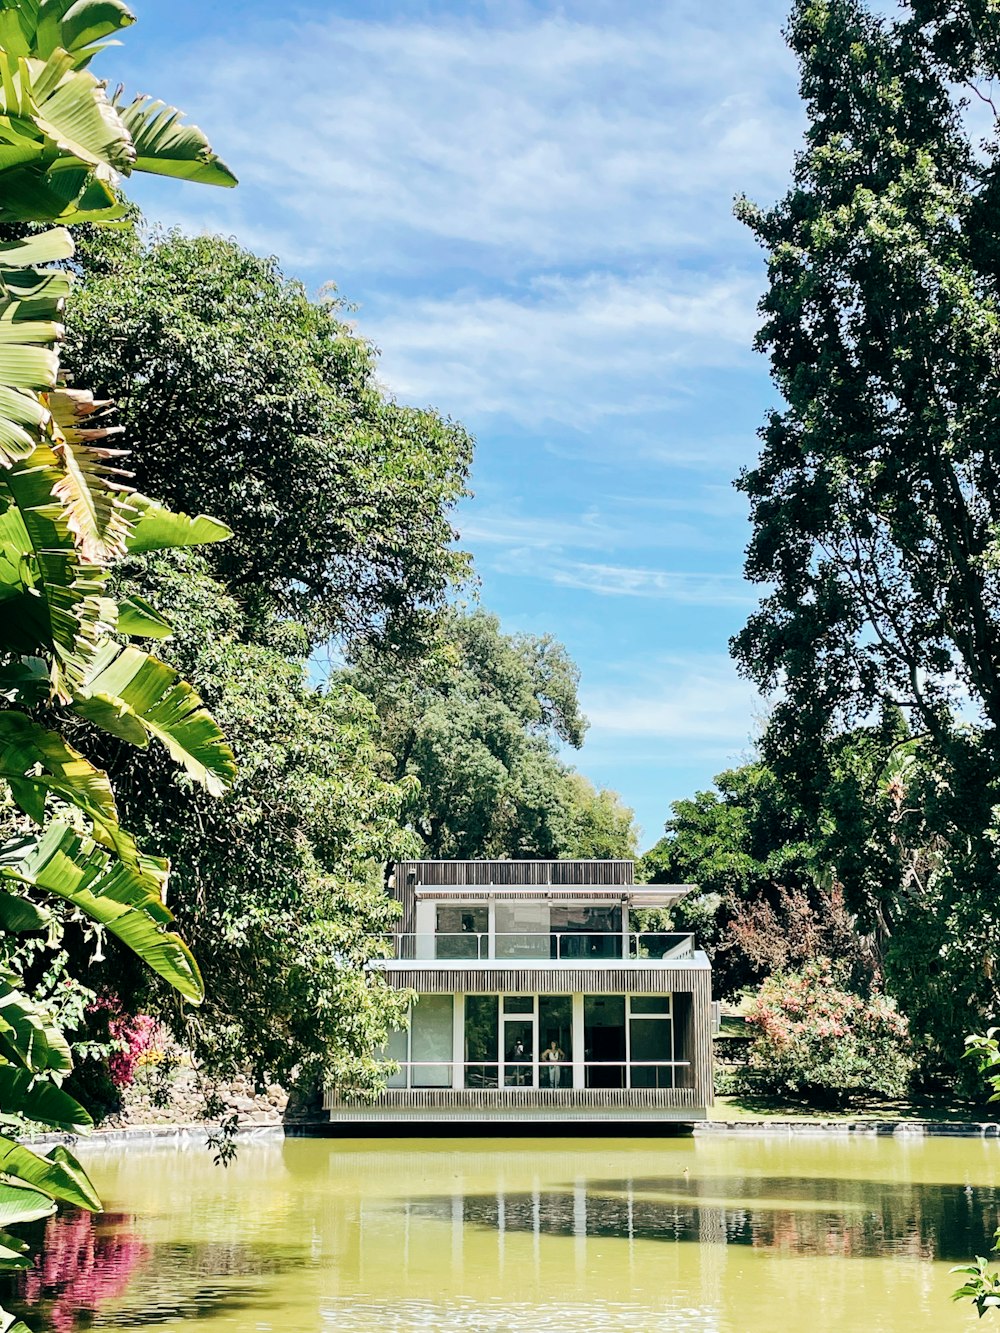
xmin=413 ymin=884 xmax=693 ymax=906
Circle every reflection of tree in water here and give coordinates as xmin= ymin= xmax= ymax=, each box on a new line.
xmin=408 ymin=1174 xmax=1000 ymax=1262
xmin=2 ymin=1209 xmax=311 ymax=1331
xmin=9 ymin=1211 xmax=147 ymax=1333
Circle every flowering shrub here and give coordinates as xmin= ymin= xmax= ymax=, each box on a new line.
xmin=88 ymin=998 xmax=161 ymax=1090
xmin=742 ymin=960 xmax=914 ymax=1107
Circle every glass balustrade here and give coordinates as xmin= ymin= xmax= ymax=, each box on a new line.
xmin=382 ymin=931 xmax=695 ymax=961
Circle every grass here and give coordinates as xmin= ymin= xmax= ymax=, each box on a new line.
xmin=711 ymin=1091 xmax=995 ymax=1123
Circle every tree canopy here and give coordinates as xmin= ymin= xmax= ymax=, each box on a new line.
xmin=346 ymin=608 xmax=638 ymax=861
xmin=65 ymin=225 xmax=474 ymax=648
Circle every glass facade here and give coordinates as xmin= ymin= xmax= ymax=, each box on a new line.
xmin=382 ymin=992 xmax=677 ymax=1090
xmin=435 ymin=904 xmax=488 ymax=959
xmin=410 ymin=994 xmax=454 ymax=1087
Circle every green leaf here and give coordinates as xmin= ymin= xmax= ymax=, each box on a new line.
xmin=0 ymin=228 xmax=74 ymax=267
xmin=0 ymin=1064 xmax=92 ymax=1132
xmin=81 ymin=642 xmax=236 ymax=795
xmin=126 ymin=494 xmax=232 ymax=553
xmin=0 ymin=1180 xmax=55 ymax=1227
xmin=71 ymin=690 xmax=149 ymax=746
xmin=0 ymin=1136 xmax=100 ymax=1210
xmin=116 ymin=592 xmax=172 ymax=639
xmin=0 ymin=890 xmax=47 ymax=933
xmin=116 ymin=93 xmax=236 ymax=186
xmin=5 ymin=823 xmax=204 ymax=1003
xmin=0 ymin=977 xmax=71 ymax=1074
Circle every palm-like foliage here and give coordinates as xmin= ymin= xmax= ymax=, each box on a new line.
xmin=0 ymin=0 xmax=237 ymax=1324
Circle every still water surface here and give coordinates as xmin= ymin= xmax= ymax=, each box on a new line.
xmin=11 ymin=1134 xmax=1000 ymax=1331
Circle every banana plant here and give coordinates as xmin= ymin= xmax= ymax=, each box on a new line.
xmin=0 ymin=0 xmax=239 ymax=1324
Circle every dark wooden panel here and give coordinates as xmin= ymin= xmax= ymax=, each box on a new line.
xmin=379 ymin=964 xmax=708 ymax=994
xmin=325 ymin=1086 xmax=704 ymax=1112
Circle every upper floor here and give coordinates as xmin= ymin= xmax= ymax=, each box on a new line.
xmin=388 ymin=859 xmax=697 ymax=964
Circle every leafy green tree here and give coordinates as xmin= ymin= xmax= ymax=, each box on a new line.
xmin=0 ymin=0 xmax=236 ymax=1322
xmin=64 ymin=225 xmax=474 ymax=648
xmin=733 ymin=0 xmax=1000 ymax=1068
xmin=87 ymin=551 xmax=410 ymax=1091
xmin=555 ymin=774 xmax=640 ymax=860
xmin=347 ymin=608 xmax=631 ymax=860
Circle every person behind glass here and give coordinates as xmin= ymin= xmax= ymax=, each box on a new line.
xmin=540 ymin=1037 xmax=565 ymax=1088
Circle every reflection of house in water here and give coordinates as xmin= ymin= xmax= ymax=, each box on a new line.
xmin=325 ymin=859 xmax=714 ymax=1125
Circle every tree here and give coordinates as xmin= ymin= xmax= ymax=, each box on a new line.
xmin=64 ymin=225 xmax=474 ymax=649
xmin=733 ymin=0 xmax=1000 ymax=1063
xmin=0 ymin=0 xmax=236 ymax=1323
xmin=85 ymin=551 xmax=410 ymax=1091
xmin=734 ymin=0 xmax=1000 ymax=759
xmin=347 ymin=608 xmax=641 ymax=861
xmin=555 ymin=774 xmax=640 ymax=860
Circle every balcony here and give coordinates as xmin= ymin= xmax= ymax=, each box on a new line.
xmin=388 ymin=930 xmax=695 ymax=963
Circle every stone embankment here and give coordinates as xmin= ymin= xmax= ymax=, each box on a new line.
xmin=104 ymin=1066 xmax=289 ymax=1129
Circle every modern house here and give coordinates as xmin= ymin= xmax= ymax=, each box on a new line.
xmin=324 ymin=859 xmax=715 ymax=1126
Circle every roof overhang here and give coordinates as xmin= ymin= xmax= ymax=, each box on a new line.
xmin=413 ymin=884 xmax=694 ymax=907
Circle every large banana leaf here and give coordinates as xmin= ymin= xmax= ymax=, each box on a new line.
xmin=0 ymin=228 xmax=73 ymax=465
xmin=48 ymin=387 xmax=132 ymax=564
xmin=126 ymin=493 xmax=232 ymax=552
xmin=4 ymin=823 xmax=204 ymax=1003
xmin=77 ymin=642 xmax=237 ymax=796
xmin=0 ymin=1182 xmax=55 ymax=1228
xmin=0 ymin=975 xmax=72 ymax=1076
xmin=0 ymin=1136 xmax=100 ymax=1210
xmin=116 ymin=93 xmax=235 ymax=186
xmin=0 ymin=708 xmax=118 ymax=830
xmin=116 ymin=592 xmax=172 ymax=639
xmin=0 ymin=1066 xmax=90 ymax=1132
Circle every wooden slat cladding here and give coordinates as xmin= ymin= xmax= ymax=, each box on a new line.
xmin=396 ymin=859 xmax=634 ymax=887
xmin=325 ymin=1086 xmax=704 ymax=1113
xmin=377 ymin=964 xmax=708 ymax=995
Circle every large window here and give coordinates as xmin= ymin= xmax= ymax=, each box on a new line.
xmin=584 ymin=994 xmax=675 ymax=1089
xmin=629 ymin=996 xmax=674 ymax=1088
xmin=464 ymin=995 xmax=499 ymax=1088
xmin=538 ymin=995 xmax=573 ymax=1089
xmin=410 ymin=994 xmax=454 ymax=1087
xmin=435 ymin=904 xmax=488 ymax=959
xmin=494 ymin=903 xmax=549 ymax=958
xmin=550 ymin=905 xmax=622 ymax=959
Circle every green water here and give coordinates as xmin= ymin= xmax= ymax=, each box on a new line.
xmin=12 ymin=1133 xmax=1000 ymax=1331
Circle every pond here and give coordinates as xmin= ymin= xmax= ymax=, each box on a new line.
xmin=8 ymin=1133 xmax=1000 ymax=1331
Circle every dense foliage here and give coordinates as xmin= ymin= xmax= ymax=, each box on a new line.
xmin=65 ymin=225 xmax=474 ymax=649
xmin=0 ymin=0 xmax=237 ymax=1325
xmin=742 ymin=960 xmax=914 ymax=1107
xmin=347 ymin=608 xmax=638 ymax=861
xmin=91 ymin=550 xmax=410 ymax=1090
xmin=669 ymin=0 xmax=1000 ymax=1098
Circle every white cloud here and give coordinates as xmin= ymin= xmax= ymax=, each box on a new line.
xmin=366 ymin=268 xmax=761 ymax=424
xmin=147 ymin=3 xmax=801 ymax=275
xmin=582 ymin=655 xmax=764 ymax=748
xmin=531 ymin=558 xmax=757 ymax=605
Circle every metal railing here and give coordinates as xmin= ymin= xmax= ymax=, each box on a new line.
xmin=382 ymin=1059 xmax=691 ymax=1092
xmin=379 ymin=931 xmax=695 ymax=962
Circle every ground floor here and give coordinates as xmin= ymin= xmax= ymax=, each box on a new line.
xmin=379 ymin=990 xmax=699 ymax=1094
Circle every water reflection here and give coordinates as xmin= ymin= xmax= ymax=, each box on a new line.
xmin=3 ymin=1209 xmax=310 ymax=1330
xmin=407 ymin=1173 xmax=1000 ymax=1261
xmin=2 ymin=1138 xmax=998 ymax=1332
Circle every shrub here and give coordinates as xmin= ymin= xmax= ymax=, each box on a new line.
xmin=741 ymin=959 xmax=914 ymax=1107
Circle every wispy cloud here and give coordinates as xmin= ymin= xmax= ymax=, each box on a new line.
xmin=583 ymin=654 xmax=764 ymax=746
xmin=524 ymin=558 xmax=757 ymax=605
xmin=152 ymin=3 xmax=801 ymax=276
xmin=367 ymin=269 xmax=761 ymax=425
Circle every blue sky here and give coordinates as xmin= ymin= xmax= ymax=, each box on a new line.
xmin=112 ymin=0 xmax=807 ymax=846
